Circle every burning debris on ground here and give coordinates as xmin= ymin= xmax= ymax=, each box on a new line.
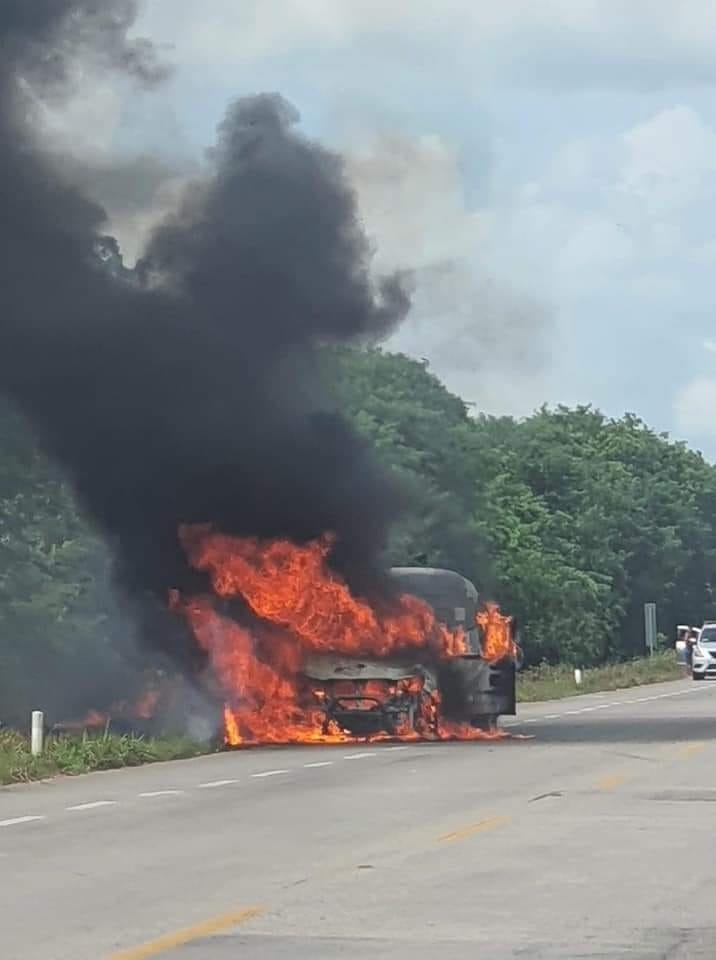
xmin=0 ymin=3 xmax=520 ymax=744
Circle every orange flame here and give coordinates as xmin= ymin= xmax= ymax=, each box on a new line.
xmin=477 ymin=601 xmax=516 ymax=662
xmin=76 ymin=684 xmax=162 ymax=732
xmin=130 ymin=688 xmax=161 ymax=720
xmin=179 ymin=526 xmax=467 ymax=659
xmin=80 ymin=709 xmax=109 ymax=730
xmin=174 ymin=525 xmax=508 ymax=746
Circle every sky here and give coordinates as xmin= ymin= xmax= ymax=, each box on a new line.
xmin=59 ymin=1 xmax=716 ymax=455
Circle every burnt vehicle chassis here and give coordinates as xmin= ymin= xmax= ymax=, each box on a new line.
xmin=318 ymin=689 xmax=435 ymax=737
xmin=304 ymin=657 xmax=439 ymax=737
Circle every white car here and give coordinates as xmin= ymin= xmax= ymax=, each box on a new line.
xmin=691 ymin=622 xmax=716 ymax=680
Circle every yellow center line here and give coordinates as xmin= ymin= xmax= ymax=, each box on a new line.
xmin=437 ymin=815 xmax=510 ymax=844
xmin=678 ymin=742 xmax=706 ymax=757
xmin=596 ymin=773 xmax=628 ymax=791
xmin=108 ymin=906 xmax=264 ymax=960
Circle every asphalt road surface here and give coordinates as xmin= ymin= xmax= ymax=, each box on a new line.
xmin=3 ymin=678 xmax=716 ymax=960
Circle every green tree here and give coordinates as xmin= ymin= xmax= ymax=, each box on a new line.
xmin=0 ymin=403 xmax=124 ymax=725
xmin=329 ymin=351 xmax=716 ymax=667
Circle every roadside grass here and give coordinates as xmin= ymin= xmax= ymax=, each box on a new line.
xmin=0 ymin=727 xmax=208 ymax=786
xmin=518 ymin=651 xmax=684 ymax=703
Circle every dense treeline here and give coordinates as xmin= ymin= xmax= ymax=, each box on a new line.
xmin=2 ymin=347 xmax=714 ymax=720
xmin=0 ymin=405 xmax=133 ymax=724
xmin=330 ymin=348 xmax=716 ymax=664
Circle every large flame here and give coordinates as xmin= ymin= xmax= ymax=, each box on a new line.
xmin=179 ymin=525 xmax=468 ymax=659
xmin=174 ymin=525 xmax=508 ymax=745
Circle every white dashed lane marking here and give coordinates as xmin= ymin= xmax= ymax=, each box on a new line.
xmin=139 ymin=790 xmax=184 ymax=798
xmin=5 ymin=683 xmax=713 ymax=826
xmin=0 ymin=816 xmax=45 ymax=828
xmin=515 ymin=682 xmax=716 ymax=725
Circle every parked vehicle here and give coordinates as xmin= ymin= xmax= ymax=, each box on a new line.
xmin=691 ymin=622 xmax=716 ymax=680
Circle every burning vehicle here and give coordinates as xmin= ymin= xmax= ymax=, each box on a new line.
xmin=171 ymin=530 xmax=520 ymax=746
xmin=301 ymin=567 xmax=518 ymax=738
xmin=54 ymin=556 xmax=519 ymax=747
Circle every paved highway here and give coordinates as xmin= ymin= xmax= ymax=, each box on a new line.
xmin=2 ymin=678 xmax=716 ymax=959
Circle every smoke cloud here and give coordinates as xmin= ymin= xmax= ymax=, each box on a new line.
xmin=64 ymin=154 xmax=192 ymax=267
xmin=0 ymin=3 xmax=409 ymax=673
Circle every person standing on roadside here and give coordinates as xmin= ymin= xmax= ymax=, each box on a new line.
xmin=685 ymin=627 xmax=699 ymax=672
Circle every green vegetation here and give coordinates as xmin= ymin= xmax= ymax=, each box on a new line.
xmin=517 ymin=652 xmax=685 ymax=703
xmin=330 ymin=348 xmax=716 ymax=665
xmin=1 ymin=346 xmax=713 ymax=735
xmin=0 ymin=727 xmax=207 ymax=785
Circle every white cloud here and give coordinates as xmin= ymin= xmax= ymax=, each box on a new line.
xmin=453 ymin=100 xmax=716 ymax=439
xmin=345 ymin=131 xmax=553 ymax=414
xmin=618 ymin=107 xmax=716 ymax=220
xmin=487 ymin=105 xmax=716 ymax=292
xmin=675 ymin=339 xmax=716 ymax=445
xmin=137 ymin=0 xmax=716 ymax=88
xmin=675 ymin=377 xmax=716 ymax=440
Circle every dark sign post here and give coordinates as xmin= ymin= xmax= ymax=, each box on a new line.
xmin=644 ymin=602 xmax=657 ymax=656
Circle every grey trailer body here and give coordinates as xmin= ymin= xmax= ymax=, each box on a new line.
xmin=389 ymin=567 xmax=517 ymax=727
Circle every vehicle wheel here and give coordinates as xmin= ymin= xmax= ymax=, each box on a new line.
xmin=692 ymin=671 xmax=705 ymax=681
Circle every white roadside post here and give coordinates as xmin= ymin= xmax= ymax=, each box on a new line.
xmin=574 ymin=668 xmax=583 ymax=686
xmin=30 ymin=711 xmax=44 ymax=757
xmin=644 ymin=602 xmax=657 ymax=656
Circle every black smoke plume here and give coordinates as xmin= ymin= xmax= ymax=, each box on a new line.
xmin=0 ymin=3 xmax=410 ymax=673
